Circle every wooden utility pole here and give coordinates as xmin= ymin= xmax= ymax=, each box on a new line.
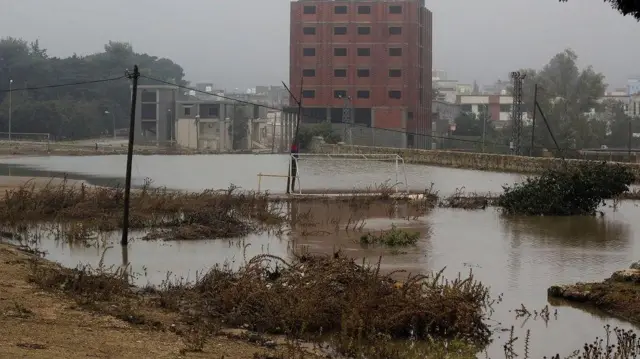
xmin=530 ymin=84 xmax=538 ymax=156
xmin=121 ymin=65 xmax=140 ymax=246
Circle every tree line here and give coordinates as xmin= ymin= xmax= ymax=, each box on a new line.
xmin=0 ymin=38 xmax=186 ymax=140
xmin=452 ymin=48 xmax=639 ymax=153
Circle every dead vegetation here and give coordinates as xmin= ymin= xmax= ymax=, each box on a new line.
xmin=359 ymin=224 xmax=420 ymax=246
xmin=24 ymin=245 xmax=492 ymax=358
xmin=0 ymin=179 xmax=286 ymax=240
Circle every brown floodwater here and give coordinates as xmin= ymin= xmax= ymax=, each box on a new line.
xmin=1 ymin=154 xmax=639 ymax=358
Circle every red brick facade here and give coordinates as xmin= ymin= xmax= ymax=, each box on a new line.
xmin=290 ymin=0 xmax=432 ymax=148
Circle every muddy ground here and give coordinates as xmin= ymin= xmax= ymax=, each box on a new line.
xmin=0 ymin=243 xmax=316 ymax=359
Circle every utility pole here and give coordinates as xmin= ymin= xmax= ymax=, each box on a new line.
xmin=510 ymin=71 xmax=526 ymax=155
xmin=341 ymin=95 xmax=353 ymax=145
xmin=271 ymin=112 xmax=277 ymax=153
xmin=530 ymin=84 xmax=538 ymax=156
xmin=121 ymin=65 xmax=140 ymax=246
xmin=481 ymin=104 xmax=488 ymax=153
xmin=8 ymin=79 xmax=12 ymax=141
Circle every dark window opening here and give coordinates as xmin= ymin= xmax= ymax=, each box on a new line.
xmin=388 ymin=90 xmax=402 ymax=99
xmin=141 ymin=90 xmax=156 ymax=103
xmin=302 ymin=90 xmax=315 ymax=99
xmin=357 ymin=69 xmax=370 ymax=77
xmin=389 ymin=47 xmax=402 ymax=56
xmin=357 ymin=48 xmax=371 ymax=56
xmin=389 ymin=69 xmax=402 ymax=77
xmin=302 ymin=69 xmax=316 ymax=77
xmin=334 ymin=90 xmax=347 ymax=99
xmin=303 ymin=48 xmax=316 ymax=56
xmin=334 ymin=48 xmax=347 ymax=56
xmin=357 ymin=90 xmax=370 ymax=99
xmin=334 ymin=69 xmax=347 ymax=77
xmin=389 ymin=5 xmax=402 ymax=14
xmin=141 ymin=103 xmax=157 ymax=119
xmin=208 ymin=106 xmax=219 ymax=117
xmin=303 ymin=27 xmax=316 ymax=35
xmin=389 ymin=26 xmax=402 ymax=35
xmin=303 ymin=5 xmax=316 ymax=14
xmin=334 ymin=5 xmax=347 ymax=14
xmin=357 ymin=26 xmax=371 ymax=35
xmin=358 ymin=5 xmax=371 ymax=14
xmin=334 ymin=26 xmax=347 ymax=35
xmin=183 ymin=106 xmax=191 ymax=116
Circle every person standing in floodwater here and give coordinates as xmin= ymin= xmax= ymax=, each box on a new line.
xmin=290 ymin=143 xmax=299 ymax=192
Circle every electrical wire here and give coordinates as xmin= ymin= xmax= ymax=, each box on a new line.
xmin=140 ymin=74 xmax=549 ymax=149
xmin=0 ymin=76 xmax=126 ymax=93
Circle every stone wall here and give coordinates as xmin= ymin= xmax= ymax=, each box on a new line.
xmin=315 ymin=143 xmax=640 ymax=180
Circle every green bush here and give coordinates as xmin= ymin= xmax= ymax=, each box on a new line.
xmin=497 ymin=162 xmax=634 ymax=216
xmin=296 ymin=122 xmax=341 ymax=150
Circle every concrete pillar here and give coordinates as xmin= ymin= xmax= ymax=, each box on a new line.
xmin=247 ymin=119 xmax=253 ymax=150
xmin=219 ymin=120 xmax=225 ymax=152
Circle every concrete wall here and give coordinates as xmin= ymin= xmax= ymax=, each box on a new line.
xmin=314 ymin=143 xmax=640 ymax=179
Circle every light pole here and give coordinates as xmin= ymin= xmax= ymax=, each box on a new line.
xmin=8 ymin=79 xmax=12 ymax=141
xmin=104 ymin=110 xmax=116 ymax=140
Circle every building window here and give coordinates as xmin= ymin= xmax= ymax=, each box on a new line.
xmin=389 ymin=26 xmax=402 ymax=35
xmin=357 ymin=69 xmax=370 ymax=77
xmin=334 ymin=69 xmax=347 ymax=77
xmin=141 ymin=103 xmax=157 ymax=119
xmin=388 ymin=90 xmax=402 ymax=99
xmin=500 ymin=104 xmax=511 ymax=112
xmin=334 ymin=48 xmax=347 ymax=56
xmin=334 ymin=5 xmax=347 ymax=14
xmin=357 ymin=48 xmax=371 ymax=56
xmin=357 ymin=90 xmax=370 ymax=99
xmin=334 ymin=90 xmax=347 ymax=98
xmin=303 ymin=27 xmax=316 ymax=35
xmin=358 ymin=5 xmax=371 ymax=14
xmin=389 ymin=5 xmax=402 ymax=14
xmin=389 ymin=47 xmax=402 ymax=56
xmin=303 ymin=5 xmax=316 ymax=14
xmin=460 ymin=104 xmax=472 ymax=112
xmin=141 ymin=90 xmax=156 ymax=103
xmin=389 ymin=69 xmax=402 ymax=77
xmin=183 ymin=106 xmax=192 ymax=116
xmin=302 ymin=69 xmax=316 ymax=77
xmin=208 ymin=106 xmax=219 ymax=117
xmin=357 ymin=26 xmax=371 ymax=35
xmin=302 ymin=90 xmax=315 ymax=99
xmin=303 ymin=48 xmax=316 ymax=56
xmin=334 ymin=26 xmax=347 ymax=35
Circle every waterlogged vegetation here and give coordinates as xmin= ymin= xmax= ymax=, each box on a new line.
xmin=497 ymin=162 xmax=635 ymax=216
xmin=3 ymin=161 xmax=640 ymax=358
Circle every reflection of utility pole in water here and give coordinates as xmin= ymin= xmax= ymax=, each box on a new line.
xmin=121 ymin=244 xmax=129 ymax=283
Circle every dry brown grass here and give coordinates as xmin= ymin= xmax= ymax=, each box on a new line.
xmin=0 ymin=180 xmax=286 ymax=240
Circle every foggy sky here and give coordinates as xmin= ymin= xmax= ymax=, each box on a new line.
xmin=1 ymin=0 xmax=639 ymax=90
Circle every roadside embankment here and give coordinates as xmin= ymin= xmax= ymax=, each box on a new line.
xmin=314 ymin=143 xmax=640 ymax=180
xmin=548 ymin=265 xmax=640 ymax=324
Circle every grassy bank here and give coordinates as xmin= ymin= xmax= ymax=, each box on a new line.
xmin=548 ymin=267 xmax=640 ymax=325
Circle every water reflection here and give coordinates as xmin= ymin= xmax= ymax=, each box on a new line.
xmin=3 ymin=197 xmax=640 ymax=358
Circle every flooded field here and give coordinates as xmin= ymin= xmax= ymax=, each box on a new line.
xmin=0 ymin=154 xmax=638 ymax=357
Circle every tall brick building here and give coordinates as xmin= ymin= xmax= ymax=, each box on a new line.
xmin=289 ymin=0 xmax=432 ymax=148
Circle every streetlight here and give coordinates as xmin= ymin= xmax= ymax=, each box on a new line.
xmin=8 ymin=79 xmax=12 ymax=141
xmin=104 ymin=110 xmax=116 ymax=140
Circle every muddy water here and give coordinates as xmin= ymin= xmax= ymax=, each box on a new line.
xmin=1 ymin=154 xmax=639 ymax=357
xmin=0 ymin=154 xmax=524 ymax=195
xmin=11 ymin=199 xmax=638 ymax=359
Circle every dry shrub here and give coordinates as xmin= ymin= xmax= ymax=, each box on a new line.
xmin=0 ymin=180 xmax=285 ymax=240
xmin=439 ymin=188 xmax=493 ymax=210
xmin=167 ymin=252 xmax=492 ymax=346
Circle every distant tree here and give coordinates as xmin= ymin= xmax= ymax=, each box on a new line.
xmin=0 ymin=38 xmax=187 ymax=140
xmin=453 ymin=112 xmax=483 ymax=136
xmin=559 ymin=0 xmax=640 ymax=20
xmin=296 ymin=122 xmax=341 ymax=151
xmin=509 ymin=49 xmax=607 ymax=151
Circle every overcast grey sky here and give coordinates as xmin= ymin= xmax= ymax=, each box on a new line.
xmin=1 ymin=0 xmax=639 ymax=90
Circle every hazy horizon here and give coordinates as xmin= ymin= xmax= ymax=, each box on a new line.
xmin=1 ymin=0 xmax=639 ymax=90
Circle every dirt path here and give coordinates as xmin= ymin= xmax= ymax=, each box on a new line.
xmin=0 ymin=243 xmax=299 ymax=358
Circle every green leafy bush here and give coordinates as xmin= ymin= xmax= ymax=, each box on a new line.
xmin=497 ymin=162 xmax=634 ymax=216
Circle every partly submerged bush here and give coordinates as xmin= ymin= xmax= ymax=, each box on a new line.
xmin=359 ymin=224 xmax=420 ymax=246
xmin=497 ymin=161 xmax=634 ymax=216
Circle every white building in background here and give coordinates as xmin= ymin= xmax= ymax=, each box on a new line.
xmin=457 ymin=94 xmax=531 ymax=128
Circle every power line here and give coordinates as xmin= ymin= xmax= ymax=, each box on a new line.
xmin=0 ymin=76 xmax=126 ymax=93
xmin=140 ymin=74 xmax=552 ymax=149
